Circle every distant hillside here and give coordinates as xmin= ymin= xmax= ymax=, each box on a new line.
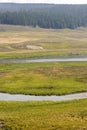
xmin=0 ymin=3 xmax=54 ymax=12
xmin=0 ymin=3 xmax=87 ymax=29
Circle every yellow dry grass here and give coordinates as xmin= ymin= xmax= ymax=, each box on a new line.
xmin=0 ymin=24 xmax=87 ymax=59
xmin=0 ymin=32 xmax=39 ymax=44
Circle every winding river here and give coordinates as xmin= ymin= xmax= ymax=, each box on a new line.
xmin=0 ymin=57 xmax=87 ymax=63
xmin=0 ymin=56 xmax=87 ymax=101
xmin=0 ymin=92 xmax=87 ymax=101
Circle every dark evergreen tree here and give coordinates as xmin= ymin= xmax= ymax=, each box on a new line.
xmin=0 ymin=4 xmax=87 ymax=29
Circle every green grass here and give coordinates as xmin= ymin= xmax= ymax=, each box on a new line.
xmin=0 ymin=25 xmax=87 ymax=59
xmin=0 ymin=51 xmax=71 ymax=59
xmin=0 ymin=99 xmax=87 ymax=130
xmin=0 ymin=25 xmax=87 ymax=130
xmin=0 ymin=62 xmax=87 ymax=95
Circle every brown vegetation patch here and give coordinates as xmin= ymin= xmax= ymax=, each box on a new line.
xmin=0 ymin=121 xmax=4 ymax=129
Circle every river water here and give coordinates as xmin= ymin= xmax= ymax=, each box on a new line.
xmin=0 ymin=92 xmax=87 ymax=101
xmin=0 ymin=57 xmax=87 ymax=64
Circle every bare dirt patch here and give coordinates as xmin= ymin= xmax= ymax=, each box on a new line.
xmin=0 ymin=37 xmax=39 ymax=44
xmin=26 ymin=45 xmax=43 ymax=50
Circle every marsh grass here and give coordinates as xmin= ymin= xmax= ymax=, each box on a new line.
xmin=0 ymin=62 xmax=87 ymax=95
xmin=0 ymin=99 xmax=87 ymax=130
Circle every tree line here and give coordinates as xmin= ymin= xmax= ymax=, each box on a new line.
xmin=0 ymin=4 xmax=87 ymax=29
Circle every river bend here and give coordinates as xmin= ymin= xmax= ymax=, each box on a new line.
xmin=0 ymin=92 xmax=87 ymax=101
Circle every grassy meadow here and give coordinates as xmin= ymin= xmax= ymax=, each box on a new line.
xmin=0 ymin=99 xmax=87 ymax=130
xmin=0 ymin=62 xmax=87 ymax=95
xmin=0 ymin=25 xmax=87 ymax=130
xmin=0 ymin=25 xmax=87 ymax=59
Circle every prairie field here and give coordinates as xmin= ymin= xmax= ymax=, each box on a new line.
xmin=0 ymin=25 xmax=87 ymax=59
